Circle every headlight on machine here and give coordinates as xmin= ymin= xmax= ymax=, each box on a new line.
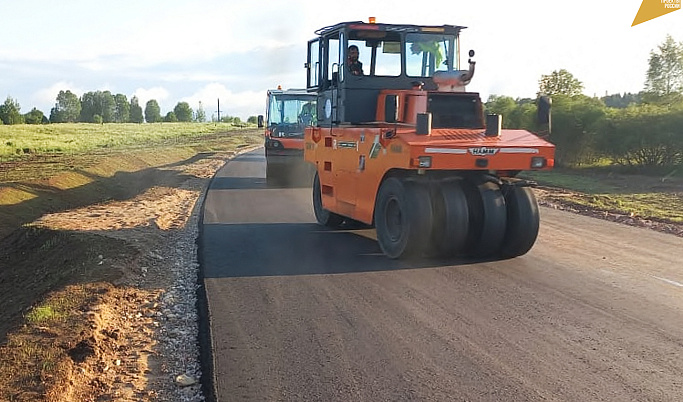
xmin=266 ymin=139 xmax=282 ymax=148
xmin=531 ymin=157 xmax=546 ymax=168
xmin=416 ymin=156 xmax=432 ymax=168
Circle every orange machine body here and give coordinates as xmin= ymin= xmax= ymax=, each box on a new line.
xmin=305 ymin=90 xmax=554 ymax=225
xmin=302 ymin=19 xmax=555 ymax=259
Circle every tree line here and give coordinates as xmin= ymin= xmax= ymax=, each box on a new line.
xmin=486 ymin=34 xmax=682 ymax=169
xmin=0 ymin=90 xmax=256 ymax=125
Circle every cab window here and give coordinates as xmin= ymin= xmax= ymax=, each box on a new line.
xmin=346 ymin=31 xmax=401 ymax=77
xmin=406 ymin=33 xmax=455 ymax=77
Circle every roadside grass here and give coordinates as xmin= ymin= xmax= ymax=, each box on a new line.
xmin=0 ymin=125 xmax=262 ymax=182
xmin=25 ymin=284 xmax=87 ymax=325
xmin=0 ymin=122 xmax=253 ymax=160
xmin=521 ymin=169 xmax=620 ymax=194
xmin=26 ymin=306 xmax=65 ymax=323
xmin=521 ymin=167 xmax=683 ymax=223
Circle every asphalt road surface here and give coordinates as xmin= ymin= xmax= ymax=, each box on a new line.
xmin=200 ymin=148 xmax=683 ymax=402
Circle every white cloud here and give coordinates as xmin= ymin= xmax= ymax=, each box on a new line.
xmin=181 ymin=83 xmax=264 ymax=120
xmin=156 ymin=72 xmax=235 ymax=83
xmin=32 ymin=82 xmax=86 ymax=111
xmin=133 ymin=87 xmax=171 ymax=111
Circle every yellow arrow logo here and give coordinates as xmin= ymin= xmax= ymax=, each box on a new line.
xmin=632 ymin=0 xmax=681 ymax=26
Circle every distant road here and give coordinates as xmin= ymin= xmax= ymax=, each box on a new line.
xmin=200 ymin=148 xmax=683 ymax=402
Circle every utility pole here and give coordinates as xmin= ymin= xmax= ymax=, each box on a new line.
xmin=217 ymin=98 xmax=221 ymax=122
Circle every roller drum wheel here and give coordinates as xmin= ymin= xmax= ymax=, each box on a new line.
xmin=312 ymin=172 xmax=344 ymax=227
xmin=375 ymin=177 xmax=433 ymax=259
xmin=500 ymin=186 xmax=540 ymax=258
xmin=266 ymin=162 xmax=280 ymax=185
xmin=462 ymin=179 xmax=507 ymax=258
xmin=431 ymin=180 xmax=470 ymax=258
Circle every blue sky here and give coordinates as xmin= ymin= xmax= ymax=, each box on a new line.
xmin=1 ymin=0 xmax=681 ymax=120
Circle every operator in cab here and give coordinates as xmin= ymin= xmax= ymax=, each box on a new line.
xmin=347 ymin=45 xmax=364 ymax=76
xmin=299 ymin=101 xmax=316 ymax=126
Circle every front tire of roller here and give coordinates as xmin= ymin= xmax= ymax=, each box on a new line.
xmin=500 ymin=186 xmax=540 ymax=258
xmin=375 ymin=177 xmax=433 ymax=259
xmin=431 ymin=180 xmax=469 ymax=258
xmin=463 ymin=179 xmax=507 ymax=258
xmin=312 ymin=172 xmax=344 ymax=227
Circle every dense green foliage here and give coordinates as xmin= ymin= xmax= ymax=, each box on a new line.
xmin=538 ymin=69 xmax=584 ymax=97
xmin=645 ymin=35 xmax=683 ymax=100
xmin=486 ymin=93 xmax=682 ymax=168
xmin=144 ymin=100 xmax=162 ymax=123
xmin=485 ymin=95 xmax=536 ymax=129
xmin=173 ymin=102 xmax=193 ymax=122
xmin=5 ymin=86 xmax=251 ymax=126
xmin=129 ymin=96 xmax=144 ymax=124
xmin=0 ymin=97 xmax=24 ymax=125
xmin=114 ymin=94 xmax=130 ymax=123
xmin=80 ymin=91 xmax=116 ymax=123
xmin=50 ymin=90 xmax=81 ymax=123
xmin=598 ymin=104 xmax=683 ymax=167
xmin=484 ymin=35 xmax=683 ymax=170
xmin=548 ymin=95 xmax=607 ymax=166
xmin=23 ymin=108 xmax=46 ymax=125
xmin=164 ymin=111 xmax=178 ymax=122
xmin=196 ymin=101 xmax=206 ymax=123
xmin=602 ymin=93 xmax=642 ymax=108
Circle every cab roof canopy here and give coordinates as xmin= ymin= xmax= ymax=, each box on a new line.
xmin=314 ymin=21 xmax=466 ymax=36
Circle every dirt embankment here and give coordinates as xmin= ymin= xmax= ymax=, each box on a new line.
xmin=0 ymin=134 xmax=260 ymax=401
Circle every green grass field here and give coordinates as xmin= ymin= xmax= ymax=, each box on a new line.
xmin=0 ymin=122 xmax=253 ymax=159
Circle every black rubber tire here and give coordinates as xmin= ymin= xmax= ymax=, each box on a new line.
xmin=462 ymin=179 xmax=507 ymax=258
xmin=375 ymin=177 xmax=433 ymax=259
xmin=431 ymin=180 xmax=470 ymax=258
xmin=312 ymin=172 xmax=344 ymax=227
xmin=500 ymin=186 xmax=540 ymax=258
xmin=266 ymin=162 xmax=280 ymax=185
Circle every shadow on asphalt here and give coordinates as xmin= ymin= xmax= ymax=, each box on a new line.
xmin=210 ymin=176 xmax=312 ymax=190
xmin=201 ymin=149 xmax=486 ymax=279
xmin=200 ymin=222 xmax=482 ymax=278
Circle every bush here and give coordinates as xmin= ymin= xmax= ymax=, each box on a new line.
xmin=164 ymin=112 xmax=178 ymax=122
xmin=598 ymin=104 xmax=683 ymax=167
xmin=24 ymin=108 xmax=45 ymax=125
xmin=548 ymin=95 xmax=607 ymax=166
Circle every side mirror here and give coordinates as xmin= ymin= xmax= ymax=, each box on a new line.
xmin=257 ymin=115 xmax=264 ymax=128
xmin=416 ymin=113 xmax=432 ymax=135
xmin=537 ymin=96 xmax=552 ymax=135
xmin=384 ymin=95 xmax=399 ymax=123
xmin=485 ymin=114 xmax=502 ymax=137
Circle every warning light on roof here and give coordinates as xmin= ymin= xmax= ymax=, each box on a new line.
xmin=369 ymin=17 xmax=376 ymax=24
xmin=277 ymin=85 xmax=282 ymax=90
